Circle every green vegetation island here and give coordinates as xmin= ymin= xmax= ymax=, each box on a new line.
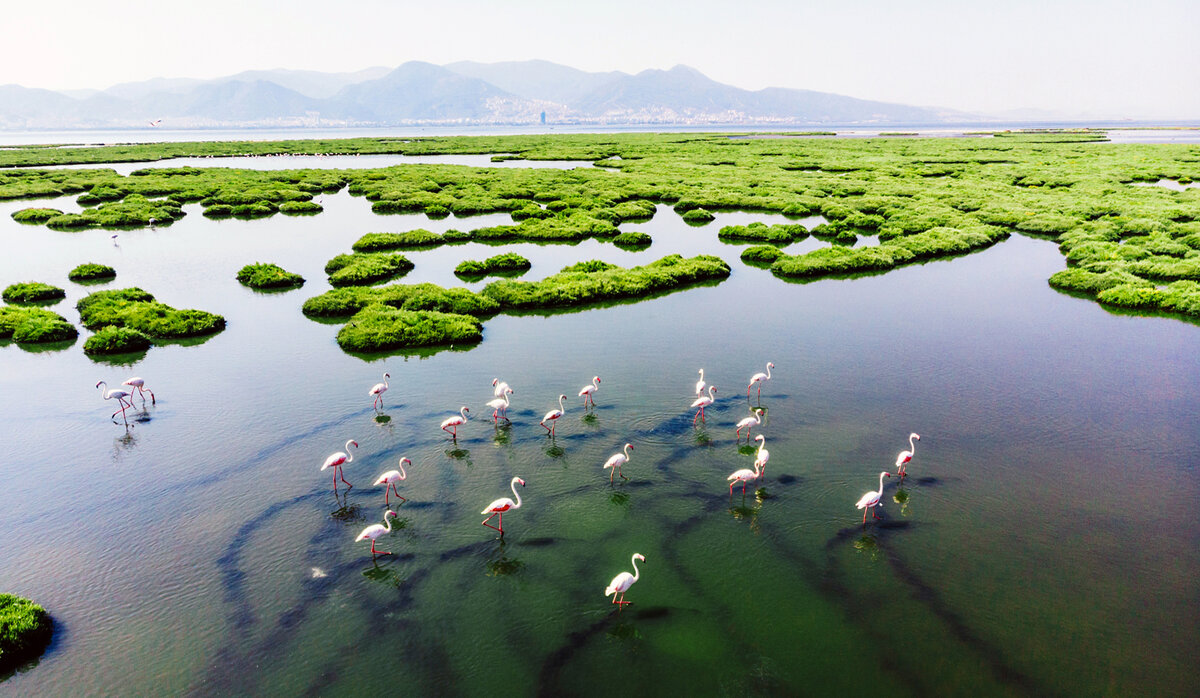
xmin=0 ymin=593 xmax=53 ymax=673
xmin=2 ymin=129 xmax=1198 ymax=353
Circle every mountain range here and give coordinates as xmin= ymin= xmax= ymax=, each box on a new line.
xmin=0 ymin=60 xmax=969 ymax=129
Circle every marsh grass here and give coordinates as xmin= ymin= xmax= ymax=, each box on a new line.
xmin=83 ymin=326 xmax=153 ymax=355
xmin=325 ymin=253 xmax=415 ymax=287
xmin=0 ymin=306 xmax=78 ymax=344
xmin=2 ymin=282 xmax=65 ymax=304
xmin=236 ymin=263 xmax=305 ymax=290
xmin=11 ymin=208 xmax=62 ymax=224
xmin=68 ymin=263 xmax=116 ymax=282
xmin=303 ymin=283 xmax=500 ymax=319
xmin=454 ymin=253 xmax=532 ymax=278
xmin=0 ymin=594 xmax=53 ymax=673
xmin=352 ymin=230 xmax=445 ymax=252
xmin=612 ymin=231 xmax=652 ymax=249
xmin=76 ymin=288 xmax=225 ymax=339
xmin=336 ymin=305 xmax=482 ymax=352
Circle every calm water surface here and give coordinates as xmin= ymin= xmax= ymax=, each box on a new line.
xmin=0 ymin=175 xmax=1197 ymax=695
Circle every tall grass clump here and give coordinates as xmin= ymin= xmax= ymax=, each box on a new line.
xmin=352 ymin=230 xmax=445 ymax=252
xmin=83 ymin=326 xmax=152 ymax=355
xmin=303 ymin=283 xmax=500 ymax=319
xmin=0 ymin=305 xmax=77 ymax=343
xmin=455 ymin=253 xmax=531 ymax=278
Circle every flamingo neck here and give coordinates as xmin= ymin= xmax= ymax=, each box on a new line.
xmin=877 ymin=472 xmax=887 ymax=495
xmin=344 ymin=440 xmax=355 ymax=462
xmin=558 ymin=395 xmax=566 ymax=411
xmin=383 ymin=374 xmax=389 ymax=389
xmin=765 ymin=363 xmax=772 ymax=380
xmin=461 ymin=407 xmax=469 ymax=419
xmin=398 ymin=462 xmax=407 ymax=480
xmin=630 ymin=555 xmax=641 ymax=582
xmin=909 ymin=434 xmax=918 ymax=454
xmin=510 ymin=479 xmax=523 ymax=509
xmin=383 ymin=511 xmax=394 ymax=532
xmin=757 ymin=440 xmax=766 ymax=459
xmin=708 ymin=385 xmax=716 ymax=400
xmin=624 ymin=444 xmax=632 ymax=459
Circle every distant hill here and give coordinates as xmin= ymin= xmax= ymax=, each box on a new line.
xmin=0 ymin=60 xmax=969 ymax=129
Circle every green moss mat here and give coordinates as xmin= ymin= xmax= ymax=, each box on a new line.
xmin=2 ymin=282 xmax=65 ymax=304
xmin=0 ymin=593 xmax=53 ymax=672
xmin=237 ymin=263 xmax=305 ymax=289
xmin=76 ymin=287 xmax=225 ymax=339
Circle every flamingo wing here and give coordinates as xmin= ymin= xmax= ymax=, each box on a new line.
xmin=321 ymin=452 xmax=347 ymax=470
xmin=481 ymin=498 xmax=514 ymax=514
xmin=374 ymin=470 xmax=400 ymax=485
xmin=606 ymin=572 xmax=635 ymax=595
xmin=355 ymin=524 xmax=384 ymax=542
xmin=855 ymin=491 xmax=880 ymax=509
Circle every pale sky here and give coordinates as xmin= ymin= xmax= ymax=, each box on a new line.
xmin=6 ymin=0 xmax=1198 ymax=119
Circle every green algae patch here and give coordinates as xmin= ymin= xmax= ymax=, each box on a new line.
xmin=237 ymin=263 xmax=305 ymax=290
xmin=336 ymin=305 xmax=483 ymax=352
xmin=482 ymin=254 xmax=731 ymax=310
xmin=741 ymin=245 xmax=787 ymax=266
xmin=681 ymin=207 xmax=715 ymax=224
xmin=0 ymin=305 xmax=78 ymax=344
xmin=278 ymin=200 xmax=323 ymax=215
xmin=454 ymin=253 xmax=531 ymax=278
xmin=83 ymin=326 xmax=152 ymax=355
xmin=68 ymin=263 xmax=116 ymax=282
xmin=11 ymin=208 xmax=62 ymax=224
xmin=303 ymin=283 xmax=500 ymax=319
xmin=2 ymin=282 xmax=66 ymax=304
xmin=718 ymin=222 xmax=808 ymax=245
xmin=325 ymin=253 xmax=414 ymax=286
xmin=45 ymin=194 xmax=183 ymax=230
xmin=560 ymin=260 xmax=619 ymax=273
xmin=76 ymin=287 xmax=225 ymax=339
xmin=352 ymin=230 xmax=445 ymax=252
xmin=0 ymin=594 xmax=53 ymax=673
xmin=771 ymin=225 xmax=1008 ymax=279
xmin=612 ymin=231 xmax=652 ymax=249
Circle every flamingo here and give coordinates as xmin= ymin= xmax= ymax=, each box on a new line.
xmin=481 ymin=476 xmax=525 ymax=535
xmin=856 ymin=471 xmax=892 ymax=525
xmin=753 ymin=434 xmax=770 ymax=477
xmin=321 ymin=439 xmax=358 ymax=492
xmin=486 ymin=388 xmax=513 ymax=423
xmin=695 ymin=368 xmax=706 ymax=396
xmin=747 ymin=362 xmax=775 ymax=398
xmin=96 ymin=380 xmax=134 ymax=425
xmin=355 ymin=510 xmax=398 ymax=557
xmin=603 ymin=443 xmax=633 ymax=482
xmin=727 ymin=450 xmax=765 ymax=496
xmin=691 ymin=385 xmax=717 ymax=425
xmin=122 ymin=377 xmax=155 ymax=405
xmin=578 ymin=376 xmax=601 ymax=408
xmin=895 ymin=433 xmax=921 ymax=479
xmin=369 ymin=372 xmax=390 ymax=409
xmin=373 ymin=457 xmax=410 ymax=506
xmin=735 ymin=408 xmax=764 ymax=442
xmin=604 ymin=553 xmax=645 ymax=606
xmin=540 ymin=394 xmax=567 ymax=435
xmin=491 ymin=378 xmax=511 ymax=398
xmin=441 ymin=406 xmax=469 ymax=438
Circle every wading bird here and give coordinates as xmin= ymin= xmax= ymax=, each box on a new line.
xmin=369 ymin=372 xmax=390 ymax=409
xmin=735 ymin=408 xmax=764 ymax=442
xmin=603 ymin=443 xmax=633 ymax=482
xmin=373 ymin=457 xmax=410 ymax=506
xmin=355 ymin=510 xmax=398 ymax=557
xmin=441 ymin=406 xmax=469 ymax=438
xmin=753 ymin=434 xmax=770 ymax=477
xmin=579 ymin=376 xmax=601 ymax=408
xmin=486 ymin=388 xmax=513 ymax=423
xmin=856 ymin=471 xmax=892 ymax=525
xmin=540 ymin=394 xmax=567 ymax=435
xmin=122 ymin=377 xmax=155 ymax=405
xmin=695 ymin=368 xmax=706 ymax=396
xmin=96 ymin=381 xmax=134 ymax=425
xmin=321 ymin=439 xmax=358 ymax=492
xmin=481 ymin=476 xmax=525 ymax=535
xmin=491 ymin=378 xmax=511 ymax=398
xmin=691 ymin=385 xmax=717 ymax=425
xmin=895 ymin=433 xmax=921 ymax=479
xmin=727 ymin=451 xmax=765 ymax=496
xmin=747 ymin=362 xmax=775 ymax=398
xmin=605 ymin=553 xmax=645 ymax=606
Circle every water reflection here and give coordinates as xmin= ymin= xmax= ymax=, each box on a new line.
xmin=609 ymin=490 xmax=631 ymax=507
xmin=362 ymin=561 xmax=405 ymax=588
xmin=111 ymin=430 xmax=137 ymax=462
xmin=854 ymin=533 xmax=881 ymax=561
xmin=893 ymin=488 xmax=912 ymax=517
xmin=444 ymin=446 xmax=471 ymax=465
xmin=485 ymin=541 xmax=524 ymax=577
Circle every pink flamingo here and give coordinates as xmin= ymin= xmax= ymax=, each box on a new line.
xmin=856 ymin=471 xmax=892 ymax=525
xmin=369 ymin=372 xmax=390 ymax=409
xmin=579 ymin=376 xmax=601 ymax=407
xmin=735 ymin=408 xmax=764 ymax=442
xmin=486 ymin=389 xmax=513 ymax=423
xmin=895 ymin=433 xmax=921 ymax=479
xmin=373 ymin=457 xmax=410 ymax=506
xmin=540 ymin=394 xmax=567 ymax=435
xmin=695 ymin=368 xmax=706 ymax=396
xmin=727 ymin=450 xmax=765 ymax=496
xmin=604 ymin=553 xmax=645 ymax=606
xmin=481 ymin=476 xmax=525 ymax=535
xmin=321 ymin=439 xmax=358 ymax=492
xmin=355 ymin=510 xmax=398 ymax=557
xmin=603 ymin=443 xmax=633 ymax=482
xmin=441 ymin=406 xmax=469 ymax=438
xmin=753 ymin=434 xmax=770 ymax=477
xmin=747 ymin=362 xmax=775 ymax=398
xmin=122 ymin=377 xmax=155 ymax=405
xmin=96 ymin=380 xmax=134 ymax=425
xmin=491 ymin=378 xmax=511 ymax=398
xmin=691 ymin=385 xmax=717 ymax=425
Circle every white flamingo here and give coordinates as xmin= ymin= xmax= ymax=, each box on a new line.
xmin=747 ymin=362 xmax=775 ymax=398
xmin=604 ymin=553 xmax=645 ymax=606
xmin=695 ymin=368 xmax=706 ymax=396
xmin=895 ymin=433 xmax=921 ymax=479
xmin=96 ymin=380 xmax=134 ymax=425
xmin=727 ymin=450 xmax=765 ymax=496
xmin=856 ymin=471 xmax=892 ymax=525
xmin=369 ymin=372 xmax=390 ymax=409
xmin=691 ymin=385 xmax=717 ymax=425
xmin=578 ymin=376 xmax=601 ymax=408
xmin=486 ymin=389 xmax=513 ymax=423
xmin=540 ymin=394 xmax=567 ymax=435
xmin=753 ymin=434 xmax=770 ymax=477
xmin=373 ymin=457 xmax=410 ymax=506
xmin=122 ymin=377 xmax=155 ymax=405
xmin=441 ymin=406 xmax=469 ymax=438
xmin=603 ymin=443 xmax=633 ymax=482
xmin=481 ymin=476 xmax=525 ymax=535
xmin=355 ymin=510 xmax=398 ymax=557
xmin=491 ymin=378 xmax=511 ymax=398
xmin=321 ymin=439 xmax=358 ymax=492
xmin=735 ymin=408 xmax=764 ymax=442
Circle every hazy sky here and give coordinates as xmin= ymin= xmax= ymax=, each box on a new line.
xmin=5 ymin=0 xmax=1198 ymax=119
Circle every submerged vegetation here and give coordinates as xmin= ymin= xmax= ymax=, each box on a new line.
xmin=76 ymin=288 xmax=225 ymax=339
xmin=3 ymin=282 xmax=65 ymax=304
xmin=0 ymin=594 xmax=53 ymax=672
xmin=237 ymin=263 xmax=305 ymax=289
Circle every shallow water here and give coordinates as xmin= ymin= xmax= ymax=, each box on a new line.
xmin=1 ymin=179 xmax=1198 ymax=695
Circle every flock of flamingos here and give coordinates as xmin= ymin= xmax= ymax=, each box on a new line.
xmin=95 ymin=363 xmax=920 ymax=607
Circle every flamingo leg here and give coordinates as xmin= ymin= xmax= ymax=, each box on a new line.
xmin=619 ymin=466 xmax=628 ymax=481
xmin=370 ymin=540 xmax=392 ymax=556
xmin=615 ymin=592 xmax=631 ymax=606
xmin=145 ymin=388 xmax=155 ymax=405
xmin=862 ymin=508 xmax=868 ymax=525
xmin=482 ymin=512 xmax=504 ymax=534
xmin=610 ymin=468 xmax=615 ymax=483
xmin=872 ymin=507 xmax=882 ymax=520
xmin=391 ymin=484 xmax=407 ymax=505
xmin=332 ymin=471 xmax=338 ymax=492
xmin=339 ymin=467 xmax=352 ymax=490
